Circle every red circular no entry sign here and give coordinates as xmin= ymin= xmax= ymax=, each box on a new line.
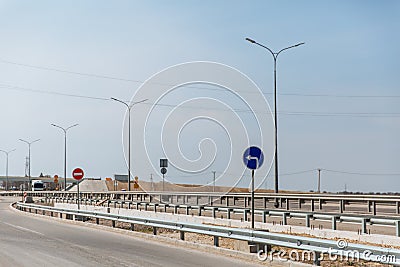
xmin=72 ymin=168 xmax=84 ymax=180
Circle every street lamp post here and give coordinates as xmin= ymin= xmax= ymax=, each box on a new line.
xmin=246 ymin=37 xmax=304 ymax=196
xmin=111 ymin=97 xmax=147 ymax=191
xmin=19 ymin=138 xmax=40 ymax=191
xmin=51 ymin=123 xmax=78 ymax=190
xmin=0 ymin=149 xmax=16 ymax=191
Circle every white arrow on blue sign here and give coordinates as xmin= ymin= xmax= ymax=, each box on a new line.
xmin=243 ymin=146 xmax=264 ymax=170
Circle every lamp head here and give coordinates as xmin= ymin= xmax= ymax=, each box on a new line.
xmin=245 ymin=37 xmax=256 ymax=44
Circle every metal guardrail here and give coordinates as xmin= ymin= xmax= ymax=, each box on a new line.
xmin=43 ymin=196 xmax=400 ymax=237
xmin=4 ymin=190 xmax=400 ymax=215
xmin=15 ymin=201 xmax=400 ymax=266
xmin=4 ymin=190 xmax=400 ymax=202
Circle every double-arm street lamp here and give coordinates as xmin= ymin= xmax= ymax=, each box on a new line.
xmin=0 ymin=148 xmax=16 ymax=190
xmin=111 ymin=97 xmax=148 ymax=191
xmin=51 ymin=123 xmax=79 ymax=190
xmin=246 ymin=37 xmax=304 ymax=195
xmin=19 ymin=138 xmax=40 ymax=191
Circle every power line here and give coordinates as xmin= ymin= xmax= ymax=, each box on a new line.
xmin=1 ymin=83 xmax=399 ymax=118
xmin=0 ymin=58 xmax=140 ymax=83
xmin=321 ymin=168 xmax=400 ymax=176
xmin=1 ymin=58 xmax=400 ymax=99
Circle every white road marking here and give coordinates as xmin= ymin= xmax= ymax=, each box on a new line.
xmin=1 ymin=221 xmax=45 ymax=236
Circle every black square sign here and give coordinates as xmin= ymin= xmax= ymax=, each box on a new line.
xmin=160 ymin=158 xmax=168 ymax=168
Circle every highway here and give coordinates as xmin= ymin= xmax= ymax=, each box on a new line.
xmin=0 ymin=197 xmax=262 ymax=267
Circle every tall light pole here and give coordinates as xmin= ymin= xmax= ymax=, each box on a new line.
xmin=19 ymin=138 xmax=40 ymax=191
xmin=51 ymin=123 xmax=78 ymax=190
xmin=317 ymin=168 xmax=321 ymax=193
xmin=212 ymin=171 xmax=216 ymax=192
xmin=0 ymin=149 xmax=16 ymax=191
xmin=111 ymin=97 xmax=147 ymax=191
xmin=246 ymin=37 xmax=304 ymax=196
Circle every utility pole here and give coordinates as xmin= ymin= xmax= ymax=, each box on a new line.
xmin=317 ymin=169 xmax=321 ymax=193
xmin=0 ymin=149 xmax=16 ymax=191
xmin=212 ymin=171 xmax=216 ymax=192
xmin=111 ymin=97 xmax=147 ymax=191
xmin=51 ymin=123 xmax=78 ymax=190
xmin=150 ymin=173 xmax=154 ymax=191
xmin=19 ymin=138 xmax=40 ymax=191
xmin=245 ymin=37 xmax=304 ymax=197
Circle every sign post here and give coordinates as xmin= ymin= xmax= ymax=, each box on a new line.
xmin=160 ymin=159 xmax=168 ymax=192
xmin=72 ymin=167 xmax=84 ymax=210
xmin=243 ymin=146 xmax=264 ymax=229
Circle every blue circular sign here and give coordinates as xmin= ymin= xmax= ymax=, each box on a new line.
xmin=243 ymin=146 xmax=264 ymax=170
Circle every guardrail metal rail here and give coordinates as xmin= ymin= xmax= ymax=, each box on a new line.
xmin=15 ymin=201 xmax=400 ymax=266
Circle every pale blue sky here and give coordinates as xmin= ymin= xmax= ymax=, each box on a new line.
xmin=0 ymin=1 xmax=399 ymax=192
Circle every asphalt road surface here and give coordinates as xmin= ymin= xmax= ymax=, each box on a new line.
xmin=0 ymin=197 xmax=261 ymax=267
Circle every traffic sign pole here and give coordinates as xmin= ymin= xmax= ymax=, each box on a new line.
xmin=77 ymin=180 xmax=80 ymax=210
xmin=251 ymin=169 xmax=255 ymax=229
xmin=243 ymin=146 xmax=264 ymax=230
xmin=72 ymin=168 xmax=84 ymax=210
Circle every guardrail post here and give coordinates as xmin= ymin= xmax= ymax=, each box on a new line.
xmin=233 ymin=197 xmax=236 ymax=206
xmin=180 ymin=231 xmax=185 ymax=240
xmin=153 ymin=227 xmax=157 ymax=235
xmin=367 ymin=200 xmax=371 ymax=212
xmin=227 ymin=208 xmax=232 ymax=219
xmin=226 ymin=196 xmax=230 ymax=207
xmin=339 ymin=200 xmax=343 ymax=213
xmin=305 ymin=214 xmax=311 ymax=227
xmin=186 ymin=206 xmax=190 ymax=215
xmin=196 ymin=195 xmax=199 ymax=205
xmin=136 ymin=202 xmax=139 ymax=210
xmin=130 ymin=223 xmax=134 ymax=231
xmin=243 ymin=209 xmax=248 ymax=221
xmin=298 ymin=199 xmax=302 ymax=209
xmin=286 ymin=199 xmax=290 ymax=210
xmin=262 ymin=211 xmax=268 ymax=223
xmin=313 ymin=251 xmax=321 ymax=266
xmin=331 ymin=216 xmax=337 ymax=230
xmin=60 ymin=212 xmax=63 ymax=219
xmin=174 ymin=205 xmax=178 ymax=214
xmin=263 ymin=198 xmax=267 ymax=209
xmin=112 ymin=220 xmax=115 ymax=228
xmin=96 ymin=218 xmax=99 ymax=224
xmin=214 ymin=236 xmax=219 ymax=247
xmin=372 ymin=201 xmax=376 ymax=215
xmin=361 ymin=218 xmax=368 ymax=234
xmin=310 ymin=199 xmax=315 ymax=212
xmin=318 ymin=199 xmax=323 ymax=210
xmin=395 ymin=221 xmax=400 ymax=237
xmin=243 ymin=197 xmax=247 ymax=208
xmin=282 ymin=212 xmax=288 ymax=225
xmin=198 ymin=206 xmax=203 ymax=216
xmin=397 ymin=202 xmax=400 ymax=214
xmin=212 ymin=207 xmax=216 ymax=218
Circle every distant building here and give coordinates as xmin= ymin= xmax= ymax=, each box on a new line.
xmin=114 ymin=174 xmax=128 ymax=182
